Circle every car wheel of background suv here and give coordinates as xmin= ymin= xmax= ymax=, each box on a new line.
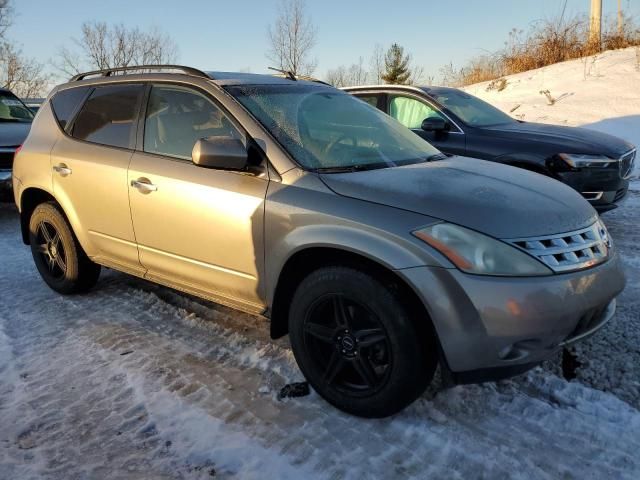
xmin=288 ymin=266 xmax=437 ymax=418
xmin=29 ymin=202 xmax=101 ymax=294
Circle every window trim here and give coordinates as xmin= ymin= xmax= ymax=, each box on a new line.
xmin=65 ymin=82 xmax=146 ymax=151
xmin=136 ymin=81 xmax=248 ymax=164
xmin=49 ymin=85 xmax=93 ymax=135
xmin=386 ymin=92 xmax=464 ymax=135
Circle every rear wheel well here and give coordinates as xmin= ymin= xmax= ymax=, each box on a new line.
xmin=270 ymin=248 xmax=435 ymax=344
xmin=20 ymin=188 xmax=57 ymax=244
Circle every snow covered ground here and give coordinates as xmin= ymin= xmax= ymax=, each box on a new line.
xmin=1 ymin=49 xmax=640 ymax=479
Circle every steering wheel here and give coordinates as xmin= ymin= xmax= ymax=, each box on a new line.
xmin=323 ymin=134 xmax=358 ymax=156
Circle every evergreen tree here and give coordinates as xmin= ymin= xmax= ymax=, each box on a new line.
xmin=381 ymin=43 xmax=411 ymax=84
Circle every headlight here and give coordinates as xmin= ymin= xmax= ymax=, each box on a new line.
xmin=413 ymin=223 xmax=552 ymax=276
xmin=558 ymin=153 xmax=614 ymax=169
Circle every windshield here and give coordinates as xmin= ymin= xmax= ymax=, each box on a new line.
xmin=0 ymin=92 xmax=34 ymax=122
xmin=227 ymin=84 xmax=442 ymax=171
xmin=429 ymin=89 xmax=514 ymax=128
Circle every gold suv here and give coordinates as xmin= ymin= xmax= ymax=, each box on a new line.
xmin=12 ymin=66 xmax=625 ymax=417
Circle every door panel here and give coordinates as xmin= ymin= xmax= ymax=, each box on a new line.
xmin=128 ymin=83 xmax=268 ymax=308
xmin=388 ymin=94 xmax=466 ymax=156
xmin=52 ymin=139 xmax=140 ymax=269
xmin=51 ymin=84 xmax=145 ymax=272
xmin=128 ymin=153 xmax=268 ymax=307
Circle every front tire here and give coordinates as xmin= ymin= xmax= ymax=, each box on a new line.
xmin=29 ymin=202 xmax=101 ymax=294
xmin=288 ymin=266 xmax=437 ymax=418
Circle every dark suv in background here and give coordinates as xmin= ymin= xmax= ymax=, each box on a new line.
xmin=345 ymin=85 xmax=636 ymax=212
xmin=0 ymin=88 xmax=34 ymax=199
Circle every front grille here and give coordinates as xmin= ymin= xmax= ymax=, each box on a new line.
xmin=0 ymin=148 xmax=15 ymax=170
xmin=620 ymin=149 xmax=636 ymax=179
xmin=505 ymin=221 xmax=611 ymax=273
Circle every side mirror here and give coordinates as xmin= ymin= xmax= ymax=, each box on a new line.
xmin=421 ymin=117 xmax=449 ymax=132
xmin=192 ymin=137 xmax=248 ymax=171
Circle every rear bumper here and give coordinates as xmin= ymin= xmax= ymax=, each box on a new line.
xmin=397 ymin=252 xmax=625 ymax=376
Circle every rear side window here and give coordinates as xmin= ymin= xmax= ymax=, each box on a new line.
xmin=71 ymin=84 xmax=144 ymax=149
xmin=355 ymin=94 xmax=381 ymax=110
xmin=51 ymin=87 xmax=90 ymax=129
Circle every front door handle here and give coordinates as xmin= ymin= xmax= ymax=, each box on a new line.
xmin=53 ymin=164 xmax=72 ymax=177
xmin=131 ymin=178 xmax=157 ymax=193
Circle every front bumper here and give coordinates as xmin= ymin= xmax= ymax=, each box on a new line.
xmin=556 ymin=169 xmax=629 ymax=211
xmin=398 ymin=252 xmax=625 ymax=378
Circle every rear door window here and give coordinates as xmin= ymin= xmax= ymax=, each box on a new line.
xmin=71 ymin=84 xmax=144 ymax=149
xmin=354 ymin=94 xmax=382 ymax=110
xmin=51 ymin=87 xmax=91 ymax=130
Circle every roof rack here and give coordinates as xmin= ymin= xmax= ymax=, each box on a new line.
xmin=70 ymin=65 xmax=210 ymax=82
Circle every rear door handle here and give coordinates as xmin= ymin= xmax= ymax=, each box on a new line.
xmin=131 ymin=178 xmax=158 ymax=193
xmin=53 ymin=164 xmax=72 ymax=177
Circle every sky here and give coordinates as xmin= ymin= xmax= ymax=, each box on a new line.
xmin=7 ymin=0 xmax=640 ymax=82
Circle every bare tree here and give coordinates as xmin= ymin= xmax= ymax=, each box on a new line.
xmin=55 ymin=21 xmax=178 ymax=76
xmin=369 ymin=44 xmax=384 ymax=84
xmin=0 ymin=0 xmax=50 ymax=97
xmin=0 ymin=43 xmax=49 ymax=97
xmin=0 ymin=0 xmax=12 ymax=41
xmin=325 ymin=57 xmax=369 ymax=87
xmin=266 ymin=0 xmax=317 ymax=75
xmin=408 ymin=64 xmax=426 ymax=85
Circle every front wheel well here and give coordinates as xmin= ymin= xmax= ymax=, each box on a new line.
xmin=20 ymin=188 xmax=57 ymax=244
xmin=269 ymin=247 xmax=435 ymax=344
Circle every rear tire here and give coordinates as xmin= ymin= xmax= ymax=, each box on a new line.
xmin=288 ymin=266 xmax=437 ymax=418
xmin=29 ymin=202 xmax=101 ymax=294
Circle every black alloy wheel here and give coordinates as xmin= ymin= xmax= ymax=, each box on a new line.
xmin=303 ymin=294 xmax=392 ymax=396
xmin=29 ymin=202 xmax=101 ymax=294
xmin=289 ymin=266 xmax=437 ymax=418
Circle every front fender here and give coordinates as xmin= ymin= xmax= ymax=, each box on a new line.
xmin=493 ymin=153 xmax=551 ymax=174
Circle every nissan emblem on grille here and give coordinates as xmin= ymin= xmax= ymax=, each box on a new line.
xmin=505 ymin=221 xmax=611 ymax=273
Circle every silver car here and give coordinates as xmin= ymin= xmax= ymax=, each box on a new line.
xmin=12 ymin=66 xmax=625 ymax=417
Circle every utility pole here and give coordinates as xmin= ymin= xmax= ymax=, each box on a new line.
xmin=589 ymin=0 xmax=602 ymax=50
xmin=618 ymin=0 xmax=624 ymax=35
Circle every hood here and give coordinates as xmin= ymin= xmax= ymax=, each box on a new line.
xmin=483 ymin=122 xmax=634 ymax=157
xmin=320 ymin=157 xmax=597 ymax=239
xmin=0 ymin=121 xmax=31 ymax=147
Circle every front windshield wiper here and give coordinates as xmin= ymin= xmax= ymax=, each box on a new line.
xmin=315 ymin=155 xmax=446 ymax=173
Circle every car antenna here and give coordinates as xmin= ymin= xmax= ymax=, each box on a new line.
xmin=268 ymin=67 xmax=297 ymax=81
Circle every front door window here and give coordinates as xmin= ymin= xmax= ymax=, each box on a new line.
xmin=389 ymin=95 xmax=445 ymax=130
